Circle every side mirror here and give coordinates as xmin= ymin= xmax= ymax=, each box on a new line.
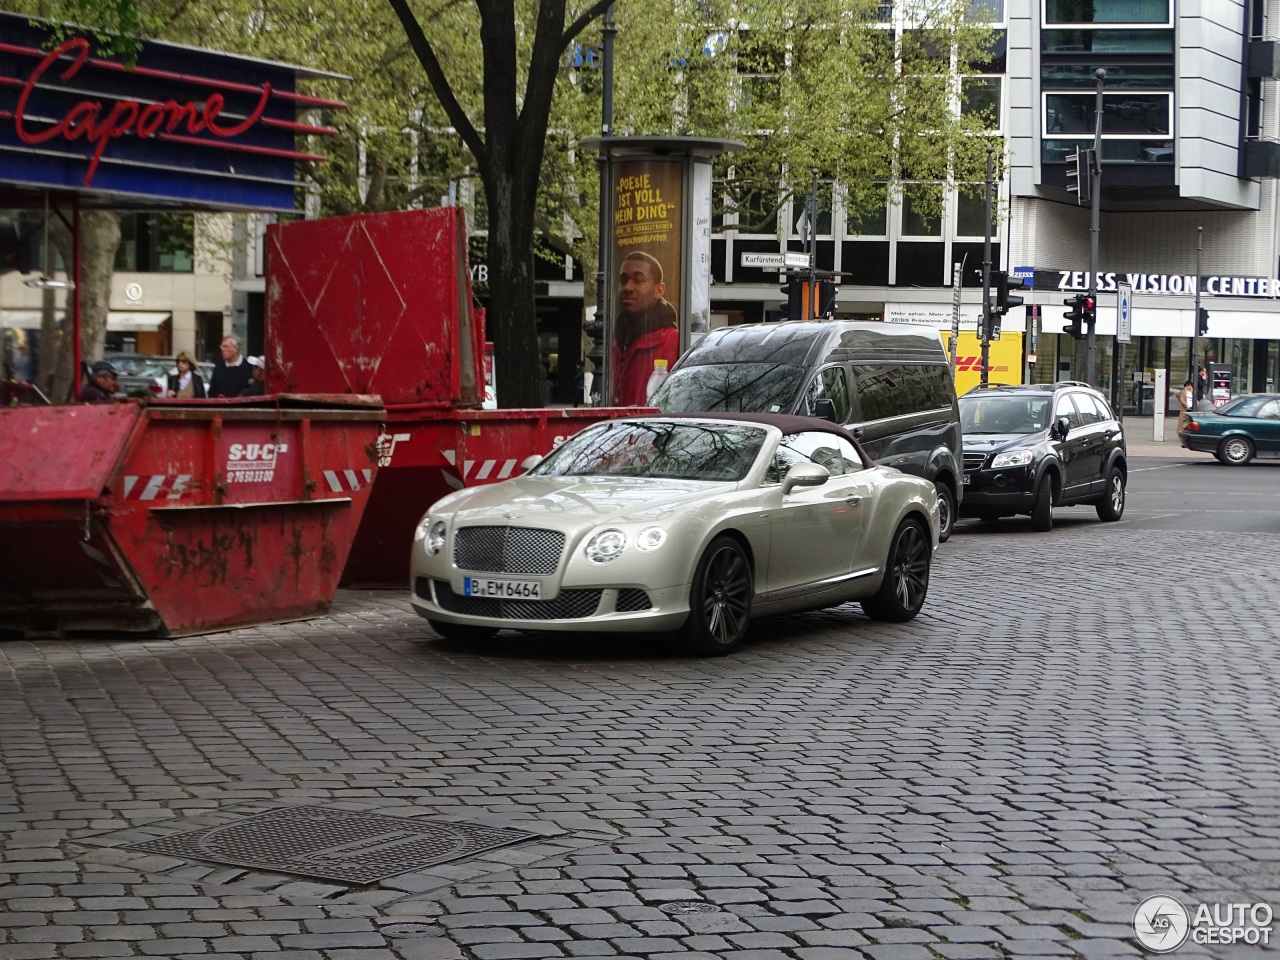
xmin=813 ymin=398 xmax=838 ymax=423
xmin=519 ymin=454 xmax=543 ymax=474
xmin=1051 ymin=417 xmax=1071 ymax=441
xmin=782 ymin=461 xmax=829 ymax=495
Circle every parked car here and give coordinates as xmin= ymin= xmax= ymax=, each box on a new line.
xmin=957 ymin=382 xmax=1127 ymax=531
xmin=105 ymin=353 xmax=172 ymax=398
xmin=651 ymin=321 xmax=964 ymax=542
xmin=410 ymin=413 xmax=940 ymax=656
xmin=1179 ymin=393 xmax=1280 ymax=465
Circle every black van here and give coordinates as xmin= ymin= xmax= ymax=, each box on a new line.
xmin=651 ymin=320 xmax=964 ymax=540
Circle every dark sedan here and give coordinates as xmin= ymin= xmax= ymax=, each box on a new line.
xmin=1179 ymin=393 xmax=1280 ymax=465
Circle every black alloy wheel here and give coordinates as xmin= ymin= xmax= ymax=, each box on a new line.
xmin=680 ymin=535 xmax=753 ymax=656
xmin=1096 ymin=467 xmax=1126 ymax=521
xmin=861 ymin=518 xmax=931 ymax=623
xmin=934 ymin=479 xmax=955 ymax=543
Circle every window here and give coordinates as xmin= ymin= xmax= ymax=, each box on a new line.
xmin=792 ymin=189 xmax=833 ymax=238
xmin=1054 ymin=392 xmax=1082 ymax=427
xmin=801 ymin=366 xmax=852 ymax=423
xmin=767 ymin=431 xmax=861 ymax=483
xmin=1041 ymin=29 xmax=1173 ymax=54
xmin=1255 ymin=399 xmax=1280 ymax=420
xmin=846 ymin=184 xmax=888 ymax=236
xmin=113 ymin=214 xmax=194 ymax=273
xmin=1072 ymin=392 xmax=1104 ymax=424
xmin=961 ymin=77 xmax=1002 ymax=129
xmin=852 ymin=362 xmax=951 ymax=421
xmin=1044 ymin=0 xmax=1170 ymax=25
xmin=901 ymin=193 xmax=942 ymax=236
xmin=1044 ymin=93 xmax=1171 ymax=137
xmin=955 ymin=188 xmax=995 ymax=237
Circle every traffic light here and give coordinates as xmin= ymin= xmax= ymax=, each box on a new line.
xmin=1062 ymin=293 xmax=1087 ymax=338
xmin=1197 ymin=306 xmax=1210 ymax=336
xmin=817 ymin=279 xmax=838 ymax=318
xmin=1065 ymin=147 xmax=1091 ymax=205
xmin=1083 ymin=295 xmax=1096 ymax=333
xmin=781 ymin=279 xmax=833 ymax=321
xmin=582 ymin=309 xmax=605 ymax=368
xmin=993 ymin=271 xmax=1027 ymax=316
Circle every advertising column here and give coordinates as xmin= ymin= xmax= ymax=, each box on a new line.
xmin=609 ymin=160 xmax=684 ymax=406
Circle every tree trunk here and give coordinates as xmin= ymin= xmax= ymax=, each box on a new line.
xmin=485 ymin=167 xmax=541 ymax=409
xmin=49 ymin=211 xmax=121 ymax=401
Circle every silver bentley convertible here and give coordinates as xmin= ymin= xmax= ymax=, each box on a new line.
xmin=410 ymin=414 xmax=939 ymax=655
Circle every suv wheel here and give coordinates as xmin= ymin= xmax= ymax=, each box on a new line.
xmin=933 ymin=479 xmax=955 ymax=543
xmin=1030 ymin=475 xmax=1054 ymax=532
xmin=1095 ymin=466 xmax=1125 ymax=521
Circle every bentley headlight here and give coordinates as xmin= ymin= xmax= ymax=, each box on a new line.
xmin=992 ymin=450 xmax=1034 ymax=468
xmin=417 ymin=519 xmax=447 ymax=555
xmin=635 ymin=527 xmax=667 ymax=552
xmin=585 ymin=528 xmax=626 ymax=564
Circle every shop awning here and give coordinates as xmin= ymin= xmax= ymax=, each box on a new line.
xmin=0 ymin=310 xmax=170 ymax=331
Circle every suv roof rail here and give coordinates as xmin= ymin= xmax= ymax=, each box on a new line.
xmin=1052 ymin=380 xmax=1093 ymax=388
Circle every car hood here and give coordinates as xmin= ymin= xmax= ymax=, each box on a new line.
xmin=435 ymin=475 xmax=735 ymax=526
xmin=962 ymin=432 xmax=1042 ymax=454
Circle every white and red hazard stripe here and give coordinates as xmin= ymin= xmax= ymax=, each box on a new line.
xmin=122 ymin=475 xmax=192 ymax=500
xmin=323 ymin=468 xmax=373 ymax=493
xmin=440 ymin=451 xmax=520 ymax=484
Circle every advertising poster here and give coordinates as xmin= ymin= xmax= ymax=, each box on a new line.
xmin=942 ymin=331 xmax=1024 ymax=395
xmin=689 ymin=162 xmax=712 ymax=347
xmin=610 ymin=159 xmax=684 ymax=406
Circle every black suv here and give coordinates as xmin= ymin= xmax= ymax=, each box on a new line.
xmin=957 ymin=382 xmax=1126 ymax=531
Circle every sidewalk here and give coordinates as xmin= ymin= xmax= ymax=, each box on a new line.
xmin=1122 ymin=414 xmax=1197 ymax=458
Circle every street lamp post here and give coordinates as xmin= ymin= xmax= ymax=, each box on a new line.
xmin=586 ymin=3 xmax=616 ymax=405
xmin=980 ymin=143 xmax=993 ymax=386
xmin=1085 ymin=67 xmax=1105 ymax=386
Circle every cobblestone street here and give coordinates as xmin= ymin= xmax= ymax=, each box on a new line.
xmin=3 ymin=517 xmax=1279 ymax=959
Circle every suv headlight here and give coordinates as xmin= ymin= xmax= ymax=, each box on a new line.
xmin=992 ymin=450 xmax=1034 ymax=468
xmin=584 ymin=528 xmax=626 ymax=564
xmin=416 ymin=519 xmax=447 ymax=555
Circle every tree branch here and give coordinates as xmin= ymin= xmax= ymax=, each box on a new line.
xmin=385 ymin=0 xmax=488 ymax=173
xmin=561 ymin=0 xmax=615 ymax=49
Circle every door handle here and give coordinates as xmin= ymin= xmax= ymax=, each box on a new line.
xmin=845 ymin=496 xmax=862 ymax=506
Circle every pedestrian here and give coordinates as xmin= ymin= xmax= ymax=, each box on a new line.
xmin=241 ymin=356 xmax=266 ymax=396
xmin=166 ymin=351 xmax=206 ymax=398
xmin=77 ymin=359 xmax=118 ymax=403
xmin=208 ymin=335 xmax=252 ymax=398
xmin=1176 ymin=378 xmax=1195 ymax=431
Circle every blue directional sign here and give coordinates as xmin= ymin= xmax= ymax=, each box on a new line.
xmin=1117 ymin=282 xmax=1133 ymax=343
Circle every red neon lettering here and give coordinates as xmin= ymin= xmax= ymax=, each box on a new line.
xmin=12 ymin=36 xmax=272 ymax=186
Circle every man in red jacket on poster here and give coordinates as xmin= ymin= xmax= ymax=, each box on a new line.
xmin=611 ymin=251 xmax=679 ymax=406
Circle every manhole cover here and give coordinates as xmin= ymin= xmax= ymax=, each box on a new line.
xmin=127 ymin=806 xmax=537 ymax=885
xmin=659 ymin=901 xmax=720 ymax=915
xmin=381 ymin=922 xmax=444 ymax=938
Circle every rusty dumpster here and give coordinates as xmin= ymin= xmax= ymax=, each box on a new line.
xmin=0 ymin=397 xmax=383 ymax=638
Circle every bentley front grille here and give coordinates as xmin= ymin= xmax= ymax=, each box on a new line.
xmin=453 ymin=526 xmax=565 ymax=575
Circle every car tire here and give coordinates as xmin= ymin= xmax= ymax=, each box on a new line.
xmin=861 ymin=518 xmax=931 ymax=623
xmin=1030 ymin=475 xmax=1054 ymax=532
xmin=1095 ymin=466 xmax=1126 ymax=522
xmin=1217 ymin=436 xmax=1254 ymax=466
xmin=934 ymin=479 xmax=955 ymax=543
xmin=427 ymin=619 xmax=498 ymax=643
xmin=679 ymin=536 xmax=753 ymax=656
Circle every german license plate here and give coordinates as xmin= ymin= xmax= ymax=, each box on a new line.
xmin=962 ymin=473 xmax=972 ymax=485
xmin=463 ymin=577 xmax=542 ymax=599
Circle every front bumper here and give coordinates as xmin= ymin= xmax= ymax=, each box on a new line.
xmin=958 ymin=464 xmax=1036 ymax=513
xmin=410 ymin=576 xmax=690 ymax=633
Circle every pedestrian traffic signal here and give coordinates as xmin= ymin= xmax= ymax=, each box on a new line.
xmin=1197 ymin=306 xmax=1210 ymax=336
xmin=1083 ymin=295 xmax=1096 ymax=332
xmin=993 ymin=271 xmax=1027 ymax=316
xmin=1062 ymin=293 xmax=1088 ymax=338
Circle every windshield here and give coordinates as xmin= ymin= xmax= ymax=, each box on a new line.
xmin=652 ymin=362 xmax=802 ymax=414
xmin=531 ymin=421 xmax=767 ymax=482
xmin=959 ymin=394 xmax=1051 ymax=434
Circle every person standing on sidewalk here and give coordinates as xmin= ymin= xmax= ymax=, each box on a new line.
xmin=209 ymin=335 xmax=252 ymax=398
xmin=1176 ymin=379 xmax=1195 ymax=431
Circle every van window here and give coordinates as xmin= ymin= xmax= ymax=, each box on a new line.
xmin=766 ymin=431 xmax=862 ymax=483
xmin=851 ymin=362 xmax=952 ymax=421
xmin=800 ymin=366 xmax=852 ymax=422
